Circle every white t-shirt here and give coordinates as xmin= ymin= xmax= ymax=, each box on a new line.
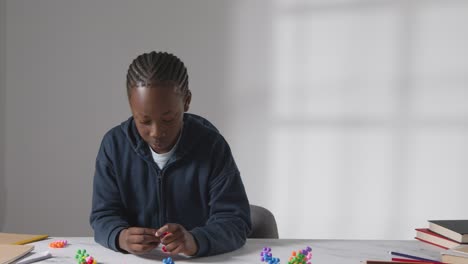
xmin=149 ymin=133 xmax=181 ymax=169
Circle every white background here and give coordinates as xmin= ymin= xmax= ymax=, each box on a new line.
xmin=1 ymin=0 xmax=468 ymax=239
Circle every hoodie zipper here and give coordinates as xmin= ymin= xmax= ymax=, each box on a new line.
xmin=151 ymin=165 xmax=162 ymax=229
xmin=145 ymin=149 xmax=178 ymax=229
xmin=157 ymin=157 xmax=179 ymax=229
xmin=158 ymin=170 xmax=164 ymax=228
xmin=156 ymin=164 xmax=172 ymax=229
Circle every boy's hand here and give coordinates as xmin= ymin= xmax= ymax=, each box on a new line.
xmin=118 ymin=227 xmax=160 ymax=254
xmin=156 ymin=223 xmax=198 ymax=256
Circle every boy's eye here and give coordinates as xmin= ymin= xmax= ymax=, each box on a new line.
xmin=163 ymin=119 xmax=174 ymax=124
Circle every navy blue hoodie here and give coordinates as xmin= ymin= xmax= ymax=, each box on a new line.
xmin=90 ymin=113 xmax=251 ymax=257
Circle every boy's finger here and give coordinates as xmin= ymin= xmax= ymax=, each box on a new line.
xmin=166 ymin=242 xmax=185 ymax=255
xmin=128 ymin=233 xmax=160 ymax=244
xmin=156 ymin=223 xmax=178 ymax=236
xmin=129 ymin=227 xmax=158 ymax=236
xmin=161 ymin=230 xmax=183 ymax=244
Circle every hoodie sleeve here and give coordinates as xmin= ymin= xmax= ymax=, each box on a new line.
xmin=189 ymin=137 xmax=252 ymax=257
xmin=89 ymin=134 xmax=129 ymax=252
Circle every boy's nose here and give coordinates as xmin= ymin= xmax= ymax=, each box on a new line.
xmin=149 ymin=124 xmax=165 ymax=138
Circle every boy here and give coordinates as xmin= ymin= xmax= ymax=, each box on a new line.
xmin=90 ymin=51 xmax=251 ymax=257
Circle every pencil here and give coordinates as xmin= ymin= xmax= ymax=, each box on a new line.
xmin=388 ymin=251 xmax=442 ymax=263
xmin=392 ymin=257 xmax=442 ymax=263
xmin=366 ymin=261 xmax=437 ymax=264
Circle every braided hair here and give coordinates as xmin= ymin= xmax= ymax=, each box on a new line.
xmin=126 ymin=51 xmax=190 ymax=98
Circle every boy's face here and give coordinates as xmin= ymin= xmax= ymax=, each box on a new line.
xmin=129 ymin=84 xmax=190 ymax=154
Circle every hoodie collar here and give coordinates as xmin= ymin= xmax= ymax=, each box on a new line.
xmin=121 ymin=114 xmax=195 ymax=162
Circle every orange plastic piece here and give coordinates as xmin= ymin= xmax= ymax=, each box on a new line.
xmin=49 ymin=240 xmax=67 ymax=248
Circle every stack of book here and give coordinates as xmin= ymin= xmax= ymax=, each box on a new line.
xmin=415 ymin=220 xmax=468 ymax=250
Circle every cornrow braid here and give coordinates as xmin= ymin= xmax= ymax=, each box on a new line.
xmin=126 ymin=51 xmax=190 ymax=97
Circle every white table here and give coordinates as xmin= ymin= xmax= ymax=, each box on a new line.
xmin=26 ymin=237 xmax=444 ymax=263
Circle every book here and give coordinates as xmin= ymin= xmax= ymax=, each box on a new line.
xmin=415 ymin=228 xmax=461 ymax=249
xmin=429 ymin=220 xmax=468 ymax=243
xmin=0 ymin=232 xmax=48 ymax=245
xmin=441 ymin=248 xmax=468 ymax=264
xmin=440 ymin=245 xmax=468 ymax=264
xmin=453 ymin=245 xmax=468 ymax=255
xmin=0 ymin=244 xmax=34 ymax=264
xmin=441 ymin=254 xmax=468 ymax=264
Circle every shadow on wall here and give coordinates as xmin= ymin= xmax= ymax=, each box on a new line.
xmin=0 ymin=0 xmax=6 ymax=231
xmin=233 ymin=0 xmax=468 ymax=239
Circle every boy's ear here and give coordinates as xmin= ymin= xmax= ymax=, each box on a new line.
xmin=184 ymin=91 xmax=192 ymax=112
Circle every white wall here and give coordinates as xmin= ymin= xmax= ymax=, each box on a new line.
xmin=2 ymin=0 xmax=233 ymax=236
xmin=0 ymin=0 xmax=6 ymax=231
xmin=2 ymin=0 xmax=468 ymax=239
